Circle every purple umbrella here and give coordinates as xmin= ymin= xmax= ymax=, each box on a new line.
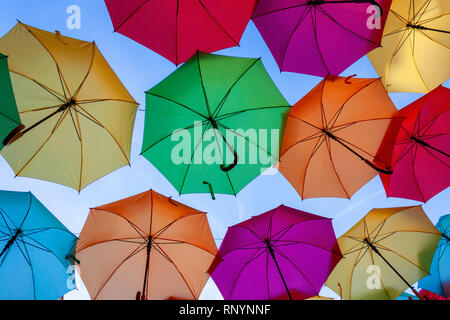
xmin=251 ymin=0 xmax=392 ymax=77
xmin=211 ymin=205 xmax=342 ymax=300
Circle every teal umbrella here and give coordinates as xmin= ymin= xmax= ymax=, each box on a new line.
xmin=0 ymin=191 xmax=78 ymax=299
xmin=0 ymin=53 xmax=22 ymax=150
xmin=419 ymin=214 xmax=450 ymax=298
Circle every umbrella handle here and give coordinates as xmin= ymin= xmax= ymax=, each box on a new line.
xmin=2 ymin=124 xmax=25 ymax=146
xmin=363 ymin=159 xmax=393 ymax=175
xmin=203 ymin=181 xmax=216 ymax=200
xmin=412 ymin=288 xmax=426 ymax=301
xmin=220 ymin=148 xmax=239 ymax=172
xmin=344 ymin=74 xmax=357 ymax=84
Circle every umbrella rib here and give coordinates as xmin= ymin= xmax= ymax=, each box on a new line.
xmin=252 ymin=4 xmax=310 ymax=19
xmin=273 ymin=240 xmax=343 ymax=257
xmin=325 ymin=136 xmax=351 ymax=198
xmin=327 ymin=79 xmax=379 ymax=128
xmin=151 ymin=242 xmax=197 ymax=299
xmin=152 ymin=212 xmax=203 ymax=239
xmin=15 ymin=111 xmax=69 ymax=177
xmin=411 ymin=143 xmax=427 ymax=201
xmin=211 ymin=127 xmax=237 ymax=195
xmin=235 ymin=226 xmax=265 ymax=242
xmin=344 ymin=243 xmax=366 ymax=299
xmin=175 ymin=0 xmax=180 ymax=65
xmin=280 ymin=7 xmax=312 ymax=71
xmin=76 ymin=237 xmax=145 ymax=249
xmin=147 ymin=92 xmax=208 ymax=120
xmin=408 ymin=36 xmax=429 ymax=91
xmin=113 ymin=0 xmax=150 ymax=33
xmin=141 ymin=120 xmax=208 ymax=155
xmin=93 ymin=243 xmax=147 ymax=300
xmin=217 ymin=122 xmax=275 ymax=159
xmin=317 ymin=6 xmax=380 ymax=47
xmin=0 ymin=208 xmax=15 ymax=235
xmin=197 ymin=0 xmax=239 ymax=46
xmin=265 ymin=249 xmax=271 ymax=299
xmin=272 ymin=247 xmax=320 ymax=296
xmin=215 ymin=105 xmax=290 ymax=122
xmin=17 ymin=238 xmax=36 ymax=299
xmin=21 ymin=23 xmax=72 ymax=98
xmin=421 ymin=144 xmax=450 ymax=169
xmin=72 ymin=109 xmax=84 ymax=191
xmin=228 ymin=248 xmax=266 ymax=299
xmin=300 ymin=136 xmax=327 ymax=199
xmin=271 ymin=217 xmax=326 ymax=242
xmin=178 ymin=123 xmax=212 ymax=195
xmin=155 ymin=238 xmax=217 ymax=256
xmin=76 ymin=105 xmax=130 ymax=164
xmin=10 ymin=70 xmax=66 ymax=103
xmin=196 ymin=52 xmax=212 ymax=117
xmin=77 ymin=98 xmax=138 ymax=105
xmin=212 ymin=59 xmax=261 ymax=118
xmin=73 ymin=42 xmax=96 ymax=99
xmin=311 ymin=8 xmax=330 ymax=75
xmin=413 ymin=0 xmax=433 ymax=24
xmin=19 ymin=104 xmax=64 ymax=114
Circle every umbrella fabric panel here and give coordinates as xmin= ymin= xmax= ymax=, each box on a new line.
xmin=0 ymin=23 xmax=138 ymax=191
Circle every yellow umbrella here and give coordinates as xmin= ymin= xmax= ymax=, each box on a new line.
xmin=367 ymin=0 xmax=450 ymax=93
xmin=325 ymin=206 xmax=441 ymax=300
xmin=0 ymin=23 xmax=138 ymax=191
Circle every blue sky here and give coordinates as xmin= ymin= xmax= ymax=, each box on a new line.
xmin=0 ymin=0 xmax=448 ymax=300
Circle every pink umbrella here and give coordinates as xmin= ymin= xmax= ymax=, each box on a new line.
xmin=380 ymin=85 xmax=450 ymax=202
xmin=211 ymin=205 xmax=342 ymax=300
xmin=104 ymin=0 xmax=257 ymax=65
xmin=251 ymin=0 xmax=391 ymax=77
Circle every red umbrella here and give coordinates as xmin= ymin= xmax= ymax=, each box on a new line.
xmin=104 ymin=0 xmax=257 ymax=65
xmin=380 ymin=85 xmax=450 ymax=202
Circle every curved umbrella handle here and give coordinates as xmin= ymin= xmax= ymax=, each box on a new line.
xmin=2 ymin=124 xmax=25 ymax=146
xmin=363 ymin=159 xmax=393 ymax=175
xmin=220 ymin=148 xmax=239 ymax=172
xmin=345 ymin=74 xmax=357 ymax=84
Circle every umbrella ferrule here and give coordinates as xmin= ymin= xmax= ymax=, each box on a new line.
xmin=364 ymin=238 xmax=379 ymax=254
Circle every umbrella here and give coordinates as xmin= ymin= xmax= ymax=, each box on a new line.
xmin=0 ymin=190 xmax=78 ymax=300
xmin=419 ymin=289 xmax=450 ymax=300
xmin=75 ymin=190 xmax=218 ymax=300
xmin=251 ymin=0 xmax=392 ymax=77
xmin=325 ymin=206 xmax=441 ymax=300
xmin=142 ymin=52 xmax=290 ymax=198
xmin=380 ymin=85 xmax=450 ymax=202
xmin=419 ymin=214 xmax=450 ymax=297
xmin=104 ymin=0 xmax=258 ymax=65
xmin=278 ymin=75 xmax=403 ymax=199
xmin=211 ymin=205 xmax=342 ymax=300
xmin=0 ymin=53 xmax=22 ymax=151
xmin=367 ymin=0 xmax=450 ymax=93
xmin=0 ymin=22 xmax=138 ymax=191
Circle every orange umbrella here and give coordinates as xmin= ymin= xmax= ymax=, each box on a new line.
xmin=75 ymin=190 xmax=218 ymax=300
xmin=279 ymin=75 xmax=403 ymax=199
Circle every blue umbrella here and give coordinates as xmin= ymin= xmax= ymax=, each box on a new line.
xmin=419 ymin=214 xmax=450 ymax=298
xmin=0 ymin=191 xmax=77 ymax=299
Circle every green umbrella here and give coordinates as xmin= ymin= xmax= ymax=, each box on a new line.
xmin=0 ymin=53 xmax=22 ymax=151
xmin=142 ymin=52 xmax=290 ymax=198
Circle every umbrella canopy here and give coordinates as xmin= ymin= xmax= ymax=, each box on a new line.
xmin=251 ymin=0 xmax=392 ymax=77
xmin=367 ymin=0 xmax=450 ymax=93
xmin=325 ymin=206 xmax=441 ymax=300
xmin=0 ymin=22 xmax=138 ymax=191
xmin=0 ymin=191 xmax=78 ymax=300
xmin=211 ymin=205 xmax=342 ymax=300
xmin=380 ymin=85 xmax=450 ymax=202
xmin=142 ymin=52 xmax=290 ymax=197
xmin=76 ymin=190 xmax=218 ymax=300
xmin=278 ymin=75 xmax=403 ymax=199
xmin=104 ymin=0 xmax=257 ymax=65
xmin=0 ymin=53 xmax=22 ymax=151
xmin=419 ymin=214 xmax=450 ymax=297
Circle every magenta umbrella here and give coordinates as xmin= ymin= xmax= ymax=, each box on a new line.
xmin=251 ymin=0 xmax=392 ymax=77
xmin=211 ymin=205 xmax=342 ymax=300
